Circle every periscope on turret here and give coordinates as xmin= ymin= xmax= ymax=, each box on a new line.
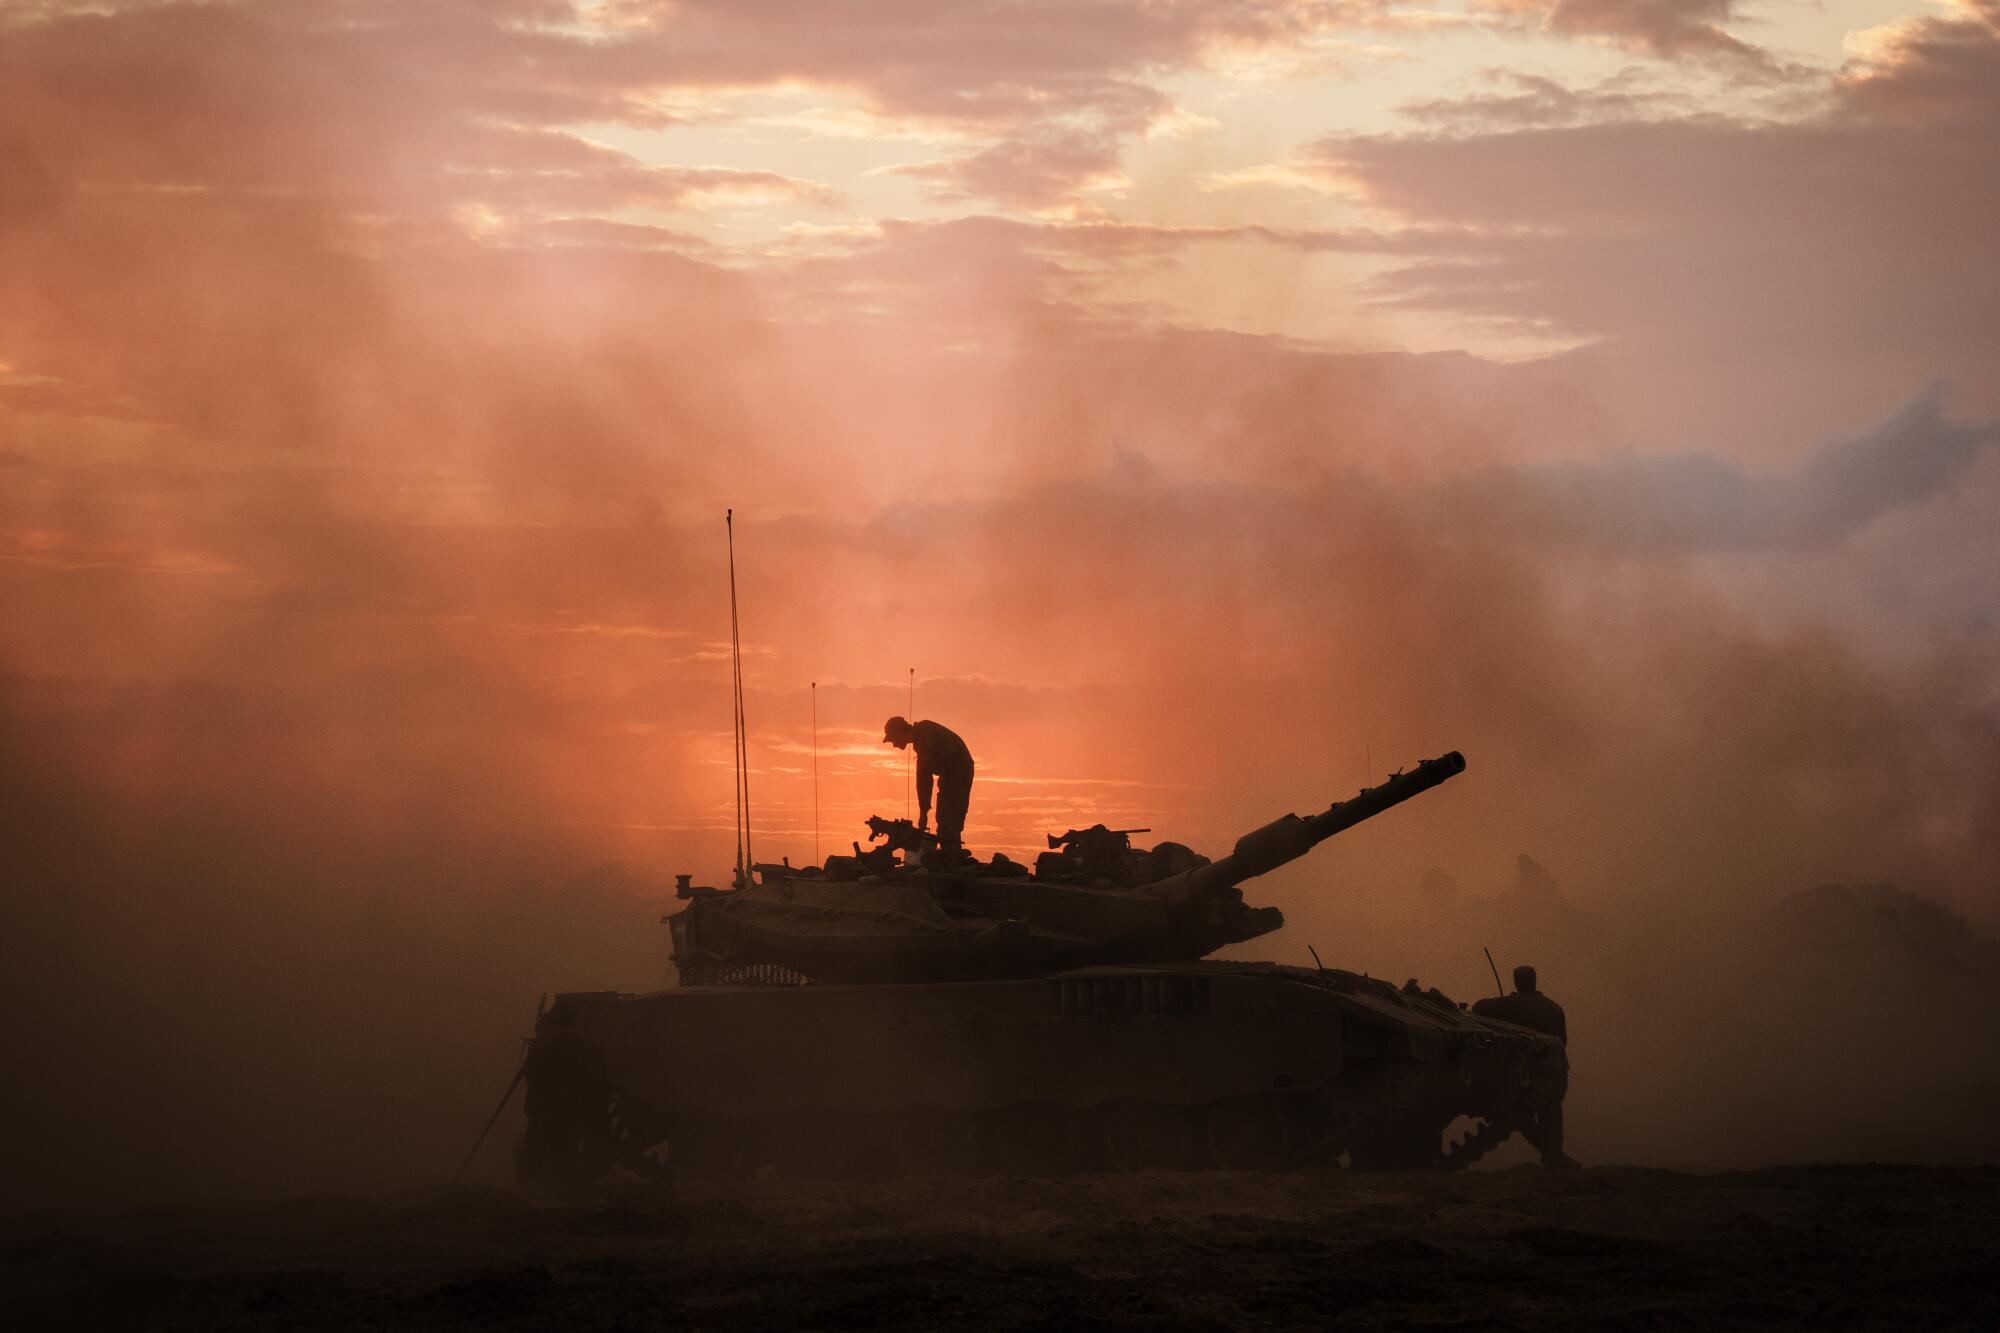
xmin=518 ymin=750 xmax=1570 ymax=1185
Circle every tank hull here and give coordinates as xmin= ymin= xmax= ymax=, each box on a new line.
xmin=517 ymin=961 xmax=1566 ymax=1184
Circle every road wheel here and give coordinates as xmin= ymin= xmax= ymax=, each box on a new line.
xmin=1104 ymin=1099 xmax=1192 ymax=1173
xmin=894 ymin=1107 xmax=987 ymax=1178
xmin=675 ymin=1113 xmax=774 ymax=1179
xmin=776 ymin=1109 xmax=896 ymax=1180
xmin=516 ymin=1038 xmax=612 ymax=1193
xmin=991 ymin=1102 xmax=1085 ymax=1177
xmin=1203 ymin=1094 xmax=1297 ymax=1172
xmin=1347 ymin=1114 xmax=1447 ymax=1171
xmin=607 ymin=1093 xmax=674 ymax=1181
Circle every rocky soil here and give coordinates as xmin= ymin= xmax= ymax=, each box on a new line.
xmin=6 ymin=1163 xmax=1998 ymax=1330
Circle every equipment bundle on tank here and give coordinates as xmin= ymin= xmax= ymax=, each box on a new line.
xmin=518 ymin=750 xmax=1569 ymax=1185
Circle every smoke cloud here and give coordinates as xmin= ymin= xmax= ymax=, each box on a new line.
xmin=1444 ymin=388 xmax=2000 ymax=552
xmin=3 ymin=0 xmax=1997 ymax=1209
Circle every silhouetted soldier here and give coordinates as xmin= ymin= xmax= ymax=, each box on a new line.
xmin=883 ymin=716 xmax=974 ymax=854
xmin=1473 ymin=964 xmax=1579 ymax=1169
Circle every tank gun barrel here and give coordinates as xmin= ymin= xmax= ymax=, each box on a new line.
xmin=1150 ymin=751 xmax=1466 ymax=904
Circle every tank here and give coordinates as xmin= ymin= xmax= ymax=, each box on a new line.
xmin=517 ymin=751 xmax=1569 ymax=1184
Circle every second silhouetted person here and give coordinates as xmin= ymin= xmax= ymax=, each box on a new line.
xmin=1472 ymin=964 xmax=1578 ymax=1170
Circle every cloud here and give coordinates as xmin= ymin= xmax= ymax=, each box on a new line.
xmin=0 ymin=3 xmax=849 ymax=230
xmin=1199 ymin=161 xmax=1354 ymax=194
xmin=0 ymin=528 xmax=237 ymax=574
xmin=1445 ymin=389 xmax=2000 ymax=551
xmin=512 ymin=215 xmax=721 ymax=253
xmin=1299 ymin=6 xmax=2000 ymax=448
xmin=1840 ymin=0 xmax=2000 ymax=122
xmin=1473 ymin=0 xmax=1771 ymax=64
xmin=0 ymin=0 xmax=1394 ymax=222
xmin=1397 ymin=67 xmax=1700 ymax=129
xmin=443 ymin=143 xmax=847 ymax=215
xmin=597 ymin=0 xmax=1362 ymax=121
xmin=880 ymin=132 xmax=1134 ymax=212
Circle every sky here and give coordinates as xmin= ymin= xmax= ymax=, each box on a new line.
xmin=2 ymin=0 xmax=1998 ymax=1203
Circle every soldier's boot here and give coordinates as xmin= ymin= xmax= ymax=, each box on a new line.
xmin=1523 ymin=1107 xmax=1580 ymax=1170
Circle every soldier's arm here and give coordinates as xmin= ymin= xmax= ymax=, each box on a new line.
xmin=916 ymin=750 xmax=934 ymax=817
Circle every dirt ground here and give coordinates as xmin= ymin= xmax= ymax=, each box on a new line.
xmin=5 ymin=1163 xmax=1997 ymax=1331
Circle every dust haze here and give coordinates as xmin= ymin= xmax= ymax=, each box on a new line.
xmin=6 ymin=351 xmax=1997 ymax=1207
xmin=4 ymin=0 xmax=1998 ymax=1213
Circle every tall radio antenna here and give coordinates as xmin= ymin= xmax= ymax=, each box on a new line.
xmin=905 ymin=666 xmax=915 ymax=821
xmin=727 ymin=509 xmax=752 ymax=885
xmin=810 ymin=680 xmax=820 ymax=866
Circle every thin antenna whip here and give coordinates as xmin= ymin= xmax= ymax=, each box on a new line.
xmin=727 ymin=510 xmax=741 ymax=880
xmin=727 ymin=509 xmax=752 ymax=884
xmin=452 ymin=1055 xmax=528 ymax=1183
xmin=905 ymin=666 xmax=915 ymax=821
xmin=452 ymin=991 xmax=544 ymax=1183
xmin=1483 ymin=946 xmax=1505 ymax=997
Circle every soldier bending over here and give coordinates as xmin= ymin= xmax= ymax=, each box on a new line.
xmin=883 ymin=716 xmax=974 ymax=854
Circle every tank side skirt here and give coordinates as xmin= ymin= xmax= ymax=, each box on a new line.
xmin=518 ymin=979 xmax=1562 ymax=1184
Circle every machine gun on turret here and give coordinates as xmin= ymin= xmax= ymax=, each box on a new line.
xmin=1046 ymin=825 xmax=1152 ymax=850
xmin=864 ymin=814 xmax=937 ymax=857
xmin=1036 ymin=824 xmax=1153 ymax=882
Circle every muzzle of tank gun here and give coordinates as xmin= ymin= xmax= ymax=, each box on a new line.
xmin=1145 ymin=750 xmax=1466 ymax=905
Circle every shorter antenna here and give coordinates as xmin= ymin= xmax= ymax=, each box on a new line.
xmin=1307 ymin=944 xmax=1332 ymax=990
xmin=454 ymin=999 xmax=543 ymax=1185
xmin=726 ymin=508 xmax=752 ymax=885
xmin=1483 ymin=946 xmax=1505 ymax=997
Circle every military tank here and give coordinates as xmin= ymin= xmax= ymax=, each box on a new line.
xmin=517 ymin=751 xmax=1568 ymax=1184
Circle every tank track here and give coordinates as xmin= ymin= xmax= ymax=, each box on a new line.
xmin=1440 ymin=1114 xmax=1519 ymax=1171
xmin=522 ymin=1078 xmax=1524 ymax=1187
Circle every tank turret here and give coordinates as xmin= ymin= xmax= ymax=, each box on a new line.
xmin=667 ymin=752 xmax=1467 ymax=986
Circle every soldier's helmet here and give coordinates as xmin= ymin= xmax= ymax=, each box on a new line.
xmin=883 ymin=715 xmax=912 ymax=744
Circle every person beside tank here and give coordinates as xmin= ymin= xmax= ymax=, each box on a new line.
xmin=883 ymin=716 xmax=974 ymax=854
xmin=1472 ymin=964 xmax=1579 ymax=1169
